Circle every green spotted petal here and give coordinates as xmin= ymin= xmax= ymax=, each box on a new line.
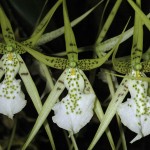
xmin=26 ymin=48 xmax=68 ymax=69
xmin=0 ymin=7 xmax=15 ymax=44
xmin=13 ymin=39 xmax=68 ymax=69
xmin=0 ymin=43 xmax=7 ymax=54
xmin=141 ymin=61 xmax=150 ymax=73
xmin=78 ymin=48 xmax=114 ymax=70
xmin=113 ymin=58 xmax=131 ymax=74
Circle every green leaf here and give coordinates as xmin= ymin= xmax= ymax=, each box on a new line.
xmin=105 ymin=70 xmax=127 ymax=150
xmin=7 ymin=119 xmax=17 ymax=150
xmin=116 ymin=114 xmax=127 ymax=150
xmin=32 ymin=61 xmax=55 ymax=99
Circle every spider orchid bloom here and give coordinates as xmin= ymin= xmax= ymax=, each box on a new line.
xmin=117 ymin=70 xmax=150 ymax=143
xmin=0 ymin=52 xmax=26 ymax=119
xmin=52 ymin=68 xmax=95 ymax=133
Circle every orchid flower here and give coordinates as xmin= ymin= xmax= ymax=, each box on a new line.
xmin=0 ymin=52 xmax=26 ymax=119
xmin=52 ymin=67 xmax=95 ymax=133
xmin=112 ymin=0 xmax=150 ymax=143
xmin=0 ymin=1 xmax=63 ymax=120
xmin=51 ymin=0 xmax=113 ymax=134
xmin=117 ymin=70 xmax=150 ymax=143
xmin=114 ymin=44 xmax=150 ymax=142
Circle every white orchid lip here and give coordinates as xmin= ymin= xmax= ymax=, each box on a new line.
xmin=52 ymin=68 xmax=95 ymax=133
xmin=0 ymin=53 xmax=27 ymax=119
xmin=117 ymin=70 xmax=150 ymax=143
xmin=0 ymin=79 xmax=26 ymax=119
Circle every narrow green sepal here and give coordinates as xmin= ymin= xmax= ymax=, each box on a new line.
xmin=63 ymin=0 xmax=78 ymax=63
xmin=128 ymin=0 xmax=150 ymax=31
xmin=113 ymin=59 xmax=131 ymax=74
xmin=13 ymin=39 xmax=68 ymax=69
xmin=24 ymin=0 xmax=62 ymax=47
xmin=112 ymin=18 xmax=131 ymax=74
xmin=0 ymin=7 xmax=15 ymax=44
xmin=78 ymin=48 xmax=114 ymax=70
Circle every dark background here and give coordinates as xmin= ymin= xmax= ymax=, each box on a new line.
xmin=0 ymin=0 xmax=150 ymax=149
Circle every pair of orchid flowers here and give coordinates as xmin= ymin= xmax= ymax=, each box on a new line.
xmin=0 ymin=1 xmax=97 ymax=135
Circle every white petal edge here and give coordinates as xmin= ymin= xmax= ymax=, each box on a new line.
xmin=52 ymin=93 xmax=95 ymax=133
